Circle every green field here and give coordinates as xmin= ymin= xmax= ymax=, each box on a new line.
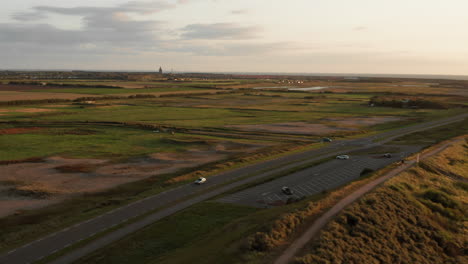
xmin=0 ymin=125 xmax=214 ymax=161
xmin=1 ymin=76 xmax=467 ymax=260
xmin=76 ymin=202 xmax=259 ymax=264
xmin=29 ymin=86 xmax=203 ymax=95
xmin=1 ymin=87 xmax=466 ymax=161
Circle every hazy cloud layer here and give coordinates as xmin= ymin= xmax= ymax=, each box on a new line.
xmin=231 ymin=9 xmax=249 ymax=15
xmin=180 ymin=23 xmax=260 ymax=40
xmin=2 ymin=0 xmax=466 ymax=73
xmin=6 ymin=1 xmax=174 ymax=48
xmin=3 ymin=0 xmax=265 ymax=56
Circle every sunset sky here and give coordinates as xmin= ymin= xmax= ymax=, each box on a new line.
xmin=1 ymin=0 xmax=467 ymax=74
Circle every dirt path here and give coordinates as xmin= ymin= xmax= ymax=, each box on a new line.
xmin=274 ymin=138 xmax=462 ymax=264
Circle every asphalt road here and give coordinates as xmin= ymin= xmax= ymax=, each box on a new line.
xmin=0 ymin=113 xmax=466 ymax=264
xmin=218 ymin=145 xmax=422 ymax=207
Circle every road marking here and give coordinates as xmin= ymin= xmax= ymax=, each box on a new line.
xmin=297 ymin=186 xmax=310 ymax=195
xmin=6 ymin=250 xmax=16 ymax=255
xmin=302 ymin=185 xmax=316 ymax=193
xmin=306 ymin=184 xmax=319 ymax=192
xmin=293 ymin=188 xmax=305 ymax=196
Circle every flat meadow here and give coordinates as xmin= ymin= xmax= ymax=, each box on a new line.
xmin=0 ymin=75 xmax=466 ymax=255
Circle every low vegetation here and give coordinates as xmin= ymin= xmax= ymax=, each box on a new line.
xmin=369 ymin=95 xmax=458 ymax=109
xmin=294 ymin=139 xmax=467 ymax=264
xmin=1 ymin=74 xmax=467 ymax=260
xmin=389 ymin=118 xmax=468 ymax=145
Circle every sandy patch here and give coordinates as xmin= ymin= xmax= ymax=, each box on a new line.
xmin=0 ymin=108 xmax=54 ymax=113
xmin=98 ymin=150 xmax=227 ymax=178
xmin=230 ymin=122 xmax=353 ymax=135
xmin=322 ymin=116 xmax=402 ymax=127
xmin=43 ymin=104 xmax=70 ymax=108
xmin=0 ymin=141 xmax=262 ymax=217
xmin=229 ymin=117 xmax=402 ymax=135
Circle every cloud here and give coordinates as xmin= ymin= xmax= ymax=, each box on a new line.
xmin=0 ymin=0 xmax=301 ymax=69
xmin=162 ymin=40 xmax=298 ymax=56
xmin=231 ymin=9 xmax=248 ymax=15
xmin=353 ymin=26 xmax=368 ymax=31
xmin=12 ymin=1 xmax=175 ymax=21
xmin=180 ymin=23 xmax=260 ymax=40
xmin=3 ymin=1 xmax=175 ymax=49
xmin=11 ymin=12 xmax=47 ymax=21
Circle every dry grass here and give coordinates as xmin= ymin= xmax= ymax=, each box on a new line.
xmin=244 ymin=163 xmax=401 ymax=253
xmin=293 ymin=138 xmax=467 ymax=264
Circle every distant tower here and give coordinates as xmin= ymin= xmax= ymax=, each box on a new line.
xmin=158 ymin=66 xmax=163 ymax=74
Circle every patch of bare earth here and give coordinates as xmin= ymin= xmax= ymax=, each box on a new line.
xmin=0 ymin=127 xmax=43 ymax=135
xmin=0 ymin=108 xmax=54 ymax=114
xmin=0 ymin=84 xmax=78 ymax=92
xmin=229 ymin=116 xmax=402 ymax=135
xmin=322 ymin=116 xmax=402 ymax=126
xmin=0 ymin=141 xmax=262 ymax=217
xmin=0 ymin=91 xmax=97 ymax=101
xmin=229 ymin=122 xmax=353 ymax=135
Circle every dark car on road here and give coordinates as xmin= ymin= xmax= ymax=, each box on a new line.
xmin=322 ymin=137 xmax=332 ymax=142
xmin=383 ymin=153 xmax=392 ymax=158
xmin=282 ymin=186 xmax=294 ymax=195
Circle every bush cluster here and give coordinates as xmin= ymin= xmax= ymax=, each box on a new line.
xmin=369 ymin=96 xmax=450 ymax=109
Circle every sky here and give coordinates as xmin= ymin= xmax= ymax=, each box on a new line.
xmin=1 ymin=0 xmax=467 ymax=75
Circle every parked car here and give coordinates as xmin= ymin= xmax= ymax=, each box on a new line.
xmin=194 ymin=177 xmax=207 ymax=185
xmin=336 ymin=155 xmax=350 ymax=160
xmin=322 ymin=137 xmax=333 ymax=142
xmin=383 ymin=153 xmax=392 ymax=158
xmin=282 ymin=186 xmax=294 ymax=195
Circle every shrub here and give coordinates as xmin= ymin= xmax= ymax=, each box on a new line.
xmin=360 ymin=168 xmax=374 ymax=177
xmin=421 ymin=190 xmax=458 ymax=209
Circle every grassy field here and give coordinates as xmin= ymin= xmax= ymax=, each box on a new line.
xmin=389 ymin=118 xmax=468 ymax=145
xmin=0 ymin=125 xmax=221 ymax=161
xmin=2 ymin=92 xmax=464 ymax=129
xmin=75 ymin=202 xmax=259 ymax=264
xmin=1 ymin=76 xmax=467 ymax=260
xmin=29 ymin=86 xmax=203 ymax=95
xmin=294 ymin=139 xmax=468 ymax=264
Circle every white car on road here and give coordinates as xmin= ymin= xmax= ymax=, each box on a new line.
xmin=194 ymin=177 xmax=207 ymax=185
xmin=336 ymin=155 xmax=350 ymax=160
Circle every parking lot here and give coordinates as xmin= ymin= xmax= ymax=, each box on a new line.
xmin=217 ymin=145 xmax=422 ymax=207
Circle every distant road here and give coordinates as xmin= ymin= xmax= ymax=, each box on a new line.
xmin=274 ymin=138 xmax=463 ymax=264
xmin=0 ymin=113 xmax=466 ymax=264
